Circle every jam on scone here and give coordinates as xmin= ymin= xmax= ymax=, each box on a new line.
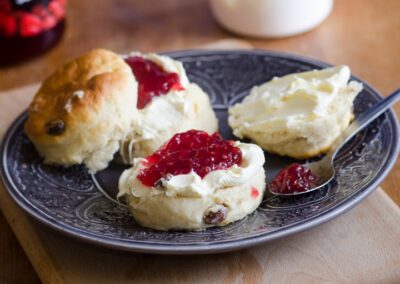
xmin=137 ymin=130 xmax=243 ymax=186
xmin=125 ymin=56 xmax=184 ymax=109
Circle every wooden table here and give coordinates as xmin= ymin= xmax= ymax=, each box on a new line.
xmin=0 ymin=0 xmax=399 ymax=282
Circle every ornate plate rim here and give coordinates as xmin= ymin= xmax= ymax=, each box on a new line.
xmin=1 ymin=49 xmax=399 ymax=254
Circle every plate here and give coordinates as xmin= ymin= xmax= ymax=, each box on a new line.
xmin=1 ymin=50 xmax=399 ymax=254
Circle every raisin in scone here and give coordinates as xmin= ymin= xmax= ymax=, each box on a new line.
xmin=25 ymin=49 xmax=138 ymax=173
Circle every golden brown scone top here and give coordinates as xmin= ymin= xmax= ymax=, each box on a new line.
xmin=25 ymin=48 xmax=134 ymax=145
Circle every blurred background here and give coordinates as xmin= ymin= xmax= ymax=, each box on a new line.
xmin=0 ymin=0 xmax=399 ymax=96
xmin=0 ymin=0 xmax=399 ymax=282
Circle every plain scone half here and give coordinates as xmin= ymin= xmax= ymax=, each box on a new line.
xmin=25 ymin=49 xmax=138 ymax=173
xmin=228 ymin=65 xmax=363 ymax=159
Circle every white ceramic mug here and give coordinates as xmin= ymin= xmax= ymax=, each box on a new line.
xmin=209 ymin=0 xmax=334 ymax=38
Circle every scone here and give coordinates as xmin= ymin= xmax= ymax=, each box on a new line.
xmin=228 ymin=65 xmax=363 ymax=159
xmin=25 ymin=49 xmax=138 ymax=173
xmin=120 ymin=52 xmax=218 ymax=163
xmin=118 ymin=130 xmax=266 ymax=231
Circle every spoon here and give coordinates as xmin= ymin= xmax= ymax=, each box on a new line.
xmin=269 ymin=88 xmax=400 ymax=196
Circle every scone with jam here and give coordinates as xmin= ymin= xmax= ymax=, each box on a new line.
xmin=120 ymin=52 xmax=218 ymax=163
xmin=118 ymin=130 xmax=265 ymax=231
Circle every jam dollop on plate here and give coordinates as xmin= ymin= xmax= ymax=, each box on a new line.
xmin=138 ymin=130 xmax=243 ymax=187
xmin=267 ymin=163 xmax=317 ymax=194
xmin=125 ymin=56 xmax=184 ymax=109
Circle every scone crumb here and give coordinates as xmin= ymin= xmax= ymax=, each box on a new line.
xmin=73 ymin=90 xmax=85 ymax=98
xmin=64 ymin=101 xmax=72 ymax=113
xmin=65 ymin=90 xmax=85 ymax=112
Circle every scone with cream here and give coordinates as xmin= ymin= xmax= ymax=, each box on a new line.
xmin=25 ymin=49 xmax=138 ymax=173
xmin=118 ymin=130 xmax=266 ymax=231
xmin=228 ymin=65 xmax=363 ymax=159
xmin=120 ymin=52 xmax=218 ymax=163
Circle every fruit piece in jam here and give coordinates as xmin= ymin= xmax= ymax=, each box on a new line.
xmin=137 ymin=130 xmax=243 ymax=187
xmin=267 ymin=163 xmax=317 ymax=194
xmin=125 ymin=56 xmax=184 ymax=109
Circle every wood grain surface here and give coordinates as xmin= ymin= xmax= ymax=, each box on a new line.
xmin=0 ymin=0 xmax=399 ymax=282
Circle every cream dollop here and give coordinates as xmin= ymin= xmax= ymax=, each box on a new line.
xmin=120 ymin=83 xmax=218 ymax=162
xmin=118 ymin=141 xmax=265 ymax=199
xmin=123 ymin=89 xmax=191 ymax=147
xmin=229 ymin=65 xmax=363 ymax=138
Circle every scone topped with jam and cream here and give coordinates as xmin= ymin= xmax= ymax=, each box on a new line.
xmin=118 ymin=130 xmax=266 ymax=231
xmin=120 ymin=52 xmax=218 ymax=163
xmin=25 ymin=49 xmax=138 ymax=173
xmin=228 ymin=65 xmax=363 ymax=159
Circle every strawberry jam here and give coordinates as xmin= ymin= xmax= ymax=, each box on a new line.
xmin=125 ymin=56 xmax=184 ymax=109
xmin=138 ymin=130 xmax=243 ymax=187
xmin=0 ymin=0 xmax=66 ymax=66
xmin=267 ymin=163 xmax=317 ymax=194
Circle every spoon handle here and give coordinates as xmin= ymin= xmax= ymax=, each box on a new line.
xmin=330 ymin=88 xmax=400 ymax=157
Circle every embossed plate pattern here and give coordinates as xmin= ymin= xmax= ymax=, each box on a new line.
xmin=1 ymin=50 xmax=399 ymax=254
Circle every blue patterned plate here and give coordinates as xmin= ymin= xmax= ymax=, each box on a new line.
xmin=1 ymin=50 xmax=399 ymax=254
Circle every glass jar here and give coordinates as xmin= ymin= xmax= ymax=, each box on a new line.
xmin=209 ymin=0 xmax=333 ymax=38
xmin=0 ymin=0 xmax=66 ymax=66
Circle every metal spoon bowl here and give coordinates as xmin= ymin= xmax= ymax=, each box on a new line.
xmin=269 ymin=88 xmax=400 ymax=197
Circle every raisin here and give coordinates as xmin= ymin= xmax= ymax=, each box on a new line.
xmin=203 ymin=206 xmax=228 ymax=225
xmin=45 ymin=120 xmax=65 ymax=135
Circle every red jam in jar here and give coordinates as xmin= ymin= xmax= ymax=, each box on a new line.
xmin=0 ymin=0 xmax=66 ymax=66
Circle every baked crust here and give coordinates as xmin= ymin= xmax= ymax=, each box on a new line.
xmin=25 ymin=49 xmax=138 ymax=172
